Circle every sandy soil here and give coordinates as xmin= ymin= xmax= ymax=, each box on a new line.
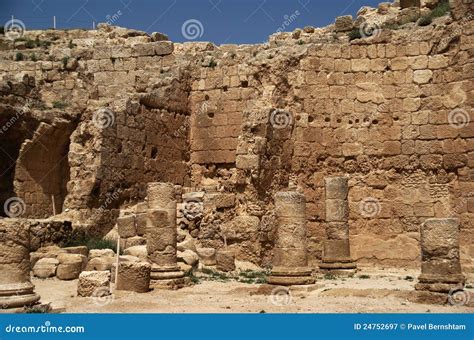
xmin=32 ymin=268 xmax=474 ymax=313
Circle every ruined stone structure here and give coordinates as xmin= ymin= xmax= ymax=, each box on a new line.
xmin=146 ymin=183 xmax=185 ymax=288
xmin=0 ymin=219 xmax=40 ymax=308
xmin=320 ymin=177 xmax=357 ymax=274
xmin=267 ymin=191 xmax=315 ymax=285
xmin=0 ymin=0 xmax=473 ymax=282
xmin=415 ymin=218 xmax=465 ymax=302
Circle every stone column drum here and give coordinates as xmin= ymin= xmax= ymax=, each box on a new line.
xmin=415 ymin=218 xmax=465 ymax=301
xmin=267 ymin=191 xmax=315 ymax=285
xmin=319 ymin=177 xmax=357 ymax=275
xmin=146 ymin=182 xmax=184 ymax=288
xmin=0 ymin=219 xmax=40 ymax=309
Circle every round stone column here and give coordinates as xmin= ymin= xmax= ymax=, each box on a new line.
xmin=0 ymin=219 xmax=40 ymax=309
xmin=267 ymin=191 xmax=315 ymax=285
xmin=319 ymin=177 xmax=357 ymax=275
xmin=146 ymin=182 xmax=184 ymax=289
xmin=415 ymin=218 xmax=465 ymax=303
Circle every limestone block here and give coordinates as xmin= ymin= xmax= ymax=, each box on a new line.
xmin=391 ymin=57 xmax=408 ymax=70
xmin=378 ymin=2 xmax=391 ymax=14
xmin=417 ymin=218 xmax=465 ymax=294
xmin=30 ymin=247 xmax=65 ymax=267
xmin=275 ymin=191 xmax=306 ymax=218
xmin=147 ymin=225 xmax=176 ymax=252
xmin=125 ymin=236 xmax=146 ymax=248
xmin=147 ymin=182 xmax=176 ymax=210
xmin=177 ymin=249 xmax=199 ymax=266
xmin=351 ymin=59 xmax=370 ymax=72
xmin=110 ymin=256 xmax=141 ymax=283
xmin=421 ymin=218 xmax=460 ymax=260
xmin=221 ymin=215 xmax=260 ymax=241
xmin=89 ymin=249 xmax=115 ymax=259
xmin=135 ymin=202 xmax=148 ymax=213
xmin=57 ymin=253 xmax=86 ymax=280
xmin=33 ymin=258 xmax=59 ymax=278
xmin=236 ymin=154 xmax=259 ymax=169
xmin=326 ymin=199 xmax=349 ymax=222
xmin=124 ymin=245 xmax=148 ymax=260
xmin=323 ymin=239 xmax=351 ymax=261
xmin=335 ymin=15 xmax=353 ymax=32
xmin=117 ymin=215 xmax=136 ymax=238
xmin=325 ymin=177 xmax=349 ymax=200
xmin=93 ymin=46 xmax=111 ymax=59
xmin=151 ymin=32 xmax=169 ymax=41
xmin=86 ymin=256 xmax=115 ymax=271
xmin=275 ymin=219 xmax=306 ymax=244
xmin=273 ymin=248 xmax=308 ymax=268
xmin=196 ymin=247 xmax=217 ymax=266
xmin=63 ymin=246 xmax=89 ymax=257
xmin=413 ymin=70 xmax=432 ymax=84
xmin=110 ymin=46 xmax=132 ymax=58
xmin=204 ymin=193 xmax=236 ymax=209
xmin=216 ymin=250 xmax=235 ymax=272
xmin=77 ymin=271 xmax=110 ymax=297
xmin=135 ymin=213 xmax=147 ymax=236
xmin=116 ymin=262 xmax=151 ymax=293
xmin=132 ymin=43 xmax=156 ymax=57
xmin=177 ymin=237 xmax=197 ymax=252
xmin=428 ymin=55 xmax=448 ymax=69
xmin=326 ymin=222 xmax=350 ymax=240
xmin=154 ymin=41 xmax=174 ymax=56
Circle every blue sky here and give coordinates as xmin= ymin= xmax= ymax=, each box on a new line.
xmin=1 ymin=0 xmax=383 ymax=44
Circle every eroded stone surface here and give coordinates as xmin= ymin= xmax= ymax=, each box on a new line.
xmin=77 ymin=271 xmax=110 ymax=297
xmin=268 ymin=191 xmax=315 ymax=285
xmin=0 ymin=219 xmax=40 ymax=308
xmin=116 ymin=262 xmax=151 ymax=293
xmin=0 ymin=0 xmax=472 ymax=294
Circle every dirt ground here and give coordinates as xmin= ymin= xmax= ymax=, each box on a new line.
xmin=31 ymin=268 xmax=474 ymax=313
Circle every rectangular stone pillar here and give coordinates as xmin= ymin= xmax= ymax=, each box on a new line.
xmin=267 ymin=191 xmax=315 ymax=286
xmin=414 ymin=218 xmax=466 ymax=304
xmin=319 ymin=177 xmax=356 ymax=275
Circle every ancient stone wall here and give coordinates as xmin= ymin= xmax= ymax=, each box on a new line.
xmin=0 ymin=0 xmax=472 ymax=271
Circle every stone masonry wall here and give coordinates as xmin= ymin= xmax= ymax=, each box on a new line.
xmin=0 ymin=0 xmax=472 ymax=271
